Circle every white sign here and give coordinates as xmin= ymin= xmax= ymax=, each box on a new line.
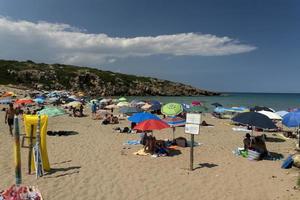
xmin=186 ymin=113 xmax=201 ymax=125
xmin=185 ymin=124 xmax=200 ymax=135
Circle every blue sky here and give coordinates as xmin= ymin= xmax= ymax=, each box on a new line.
xmin=0 ymin=0 xmax=299 ymax=93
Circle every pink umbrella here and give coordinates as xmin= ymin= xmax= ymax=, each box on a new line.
xmin=191 ymin=101 xmax=202 ymax=106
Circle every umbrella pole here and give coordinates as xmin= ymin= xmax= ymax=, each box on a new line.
xmin=172 ymin=127 xmax=175 ymax=141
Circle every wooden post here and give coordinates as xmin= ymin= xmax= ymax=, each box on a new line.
xmin=28 ymin=125 xmax=34 ymax=174
xmin=190 ymin=134 xmax=194 ymax=171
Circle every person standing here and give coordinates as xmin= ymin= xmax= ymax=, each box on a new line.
xmin=91 ymin=102 xmax=97 ymax=118
xmin=5 ymin=103 xmax=16 ymax=136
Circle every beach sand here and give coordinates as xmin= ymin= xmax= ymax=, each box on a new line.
xmin=0 ymin=87 xmax=299 ymax=200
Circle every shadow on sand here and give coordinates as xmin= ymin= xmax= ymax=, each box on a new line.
xmin=194 ymin=163 xmax=218 ymax=170
xmin=265 ymin=137 xmax=286 ymax=143
xmin=44 ymin=166 xmax=81 ymax=178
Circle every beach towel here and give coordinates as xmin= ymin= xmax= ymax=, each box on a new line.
xmin=232 ymin=127 xmax=249 ymax=132
xmin=123 ymin=140 xmax=141 ymax=145
xmin=133 ymin=149 xmax=150 ymax=156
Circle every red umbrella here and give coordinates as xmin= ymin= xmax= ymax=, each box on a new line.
xmin=192 ymin=101 xmax=202 ymax=106
xmin=15 ymin=99 xmax=34 ymax=105
xmin=134 ymin=119 xmax=170 ymax=131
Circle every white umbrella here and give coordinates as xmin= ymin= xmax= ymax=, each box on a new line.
xmin=258 ymin=110 xmax=282 ymax=120
xmin=117 ymin=102 xmax=130 ymax=107
xmin=276 ymin=110 xmax=289 ymax=117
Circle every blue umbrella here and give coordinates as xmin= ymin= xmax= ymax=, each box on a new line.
xmin=128 ymin=112 xmax=160 ymax=123
xmin=282 ymin=111 xmax=300 ymax=128
xmin=34 ymin=98 xmax=44 ymax=104
xmin=282 ymin=111 xmax=300 ymax=148
xmin=149 ymin=100 xmax=161 ymax=111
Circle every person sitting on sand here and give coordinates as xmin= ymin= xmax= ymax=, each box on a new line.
xmin=102 ymin=114 xmax=111 ymax=125
xmin=5 ymin=103 xmax=16 ymax=136
xmin=243 ymin=133 xmax=251 ymax=150
xmin=111 ymin=116 xmax=119 ymax=124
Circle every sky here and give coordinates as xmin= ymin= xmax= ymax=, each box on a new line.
xmin=0 ymin=0 xmax=299 ymax=93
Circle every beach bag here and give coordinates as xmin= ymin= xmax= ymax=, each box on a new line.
xmin=175 ymin=137 xmax=187 ymax=147
xmin=293 ymin=155 xmax=300 ymax=168
xmin=281 ymin=155 xmax=294 ymax=169
xmin=247 ymin=149 xmax=260 ymax=161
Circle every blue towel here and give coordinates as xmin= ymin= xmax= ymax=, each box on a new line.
xmin=123 ymin=140 xmax=141 ymax=145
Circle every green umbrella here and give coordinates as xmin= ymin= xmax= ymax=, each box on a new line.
xmin=118 ymin=97 xmax=127 ymax=102
xmin=38 ymin=107 xmax=65 ymax=117
xmin=161 ymin=103 xmax=183 ymax=116
xmin=187 ymin=105 xmax=208 ymax=113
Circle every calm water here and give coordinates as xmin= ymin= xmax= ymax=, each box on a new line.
xmin=125 ymin=93 xmax=300 ymax=111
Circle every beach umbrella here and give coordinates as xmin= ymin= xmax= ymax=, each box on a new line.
xmin=187 ymin=105 xmax=208 ymax=113
xmin=149 ymin=100 xmax=162 ymax=111
xmin=2 ymin=91 xmax=16 ymax=97
xmin=276 ymin=110 xmax=289 ymax=117
xmin=258 ymin=110 xmax=282 ymax=120
xmin=161 ymin=103 xmax=183 ymax=116
xmin=162 ymin=116 xmax=186 ymax=127
xmin=119 ymin=107 xmax=143 ymax=114
xmin=118 ymin=97 xmax=127 ymax=102
xmin=0 ymin=98 xmax=12 ymax=104
xmin=38 ymin=107 xmax=65 ymax=117
xmin=130 ymin=99 xmax=141 ymax=107
xmin=15 ymin=99 xmax=34 ymax=105
xmin=232 ymin=112 xmax=277 ymax=129
xmin=163 ymin=116 xmax=186 ymax=140
xmin=211 ymin=102 xmax=223 ymax=107
xmin=133 ymin=119 xmax=170 ymax=131
xmin=250 ymin=106 xmax=275 ymax=112
xmin=191 ymin=101 xmax=202 ymax=106
xmin=282 ymin=112 xmax=300 ymax=128
xmin=128 ymin=112 xmax=160 ymax=123
xmin=90 ymin=99 xmax=99 ymax=104
xmin=34 ymin=98 xmax=44 ymax=104
xmin=117 ymin=101 xmax=130 ymax=107
xmin=282 ymin=112 xmax=300 ymax=148
xmin=100 ymin=98 xmax=111 ymax=104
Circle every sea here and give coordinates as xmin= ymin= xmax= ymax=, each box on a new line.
xmin=124 ymin=93 xmax=300 ymax=112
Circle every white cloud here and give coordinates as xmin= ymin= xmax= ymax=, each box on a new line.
xmin=0 ymin=17 xmax=256 ymax=66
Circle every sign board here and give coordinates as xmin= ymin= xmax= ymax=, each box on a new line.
xmin=185 ymin=123 xmax=200 ymax=135
xmin=186 ymin=113 xmax=201 ymax=125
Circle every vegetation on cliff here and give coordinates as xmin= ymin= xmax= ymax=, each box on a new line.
xmin=0 ymin=59 xmax=219 ymax=96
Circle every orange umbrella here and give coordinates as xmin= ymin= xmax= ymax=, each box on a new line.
xmin=15 ymin=99 xmax=34 ymax=105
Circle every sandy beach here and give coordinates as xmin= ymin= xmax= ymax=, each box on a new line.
xmin=0 ymin=86 xmax=299 ymax=200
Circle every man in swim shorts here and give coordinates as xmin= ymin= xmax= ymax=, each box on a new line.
xmin=5 ymin=103 xmax=16 ymax=136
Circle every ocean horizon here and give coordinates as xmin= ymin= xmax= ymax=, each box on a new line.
xmin=124 ymin=93 xmax=300 ymax=111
